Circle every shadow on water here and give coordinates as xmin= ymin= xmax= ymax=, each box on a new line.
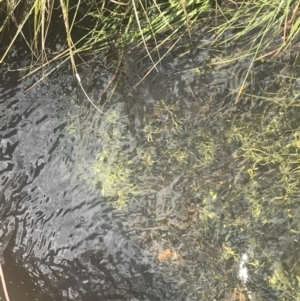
xmin=0 ymin=249 xmax=53 ymax=301
xmin=2 ymin=26 xmax=300 ymax=301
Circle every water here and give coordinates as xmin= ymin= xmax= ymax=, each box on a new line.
xmin=0 ymin=250 xmax=53 ymax=301
xmin=0 ymin=49 xmax=191 ymax=301
xmin=1 ymin=26 xmax=300 ymax=301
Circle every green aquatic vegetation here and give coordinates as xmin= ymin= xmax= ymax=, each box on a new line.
xmin=65 ymin=123 xmax=76 ymax=133
xmin=61 ymin=21 xmax=300 ymax=299
xmin=199 ymin=190 xmax=218 ymax=225
xmin=93 ymin=151 xmax=134 ymax=198
xmin=139 ymin=100 xmax=189 ymax=174
xmin=141 ymin=147 xmax=157 ymax=168
xmin=269 ymin=264 xmax=296 ymax=296
xmin=154 ymin=100 xmax=183 ymax=133
xmin=91 ymin=108 xmax=139 ymax=207
xmin=67 ymin=96 xmax=194 ymax=209
xmin=142 ymin=122 xmax=162 ymax=143
xmin=224 ymin=110 xmax=300 ymax=219
xmin=186 ymin=59 xmax=300 ymax=300
xmin=226 ymin=109 xmax=299 ymax=172
xmin=169 ymin=150 xmax=188 ymax=164
xmin=66 ymin=104 xmax=141 ymax=208
xmin=196 ymin=137 xmax=215 ymax=166
xmin=222 ymin=244 xmax=238 ymax=260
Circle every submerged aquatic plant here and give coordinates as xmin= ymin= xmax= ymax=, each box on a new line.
xmin=66 ymin=103 xmax=140 ymax=208
xmin=91 ymin=107 xmax=138 ymax=208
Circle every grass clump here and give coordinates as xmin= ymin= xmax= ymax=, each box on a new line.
xmin=0 ymin=0 xmax=211 ymax=75
xmin=2 ymin=0 xmax=300 ymax=84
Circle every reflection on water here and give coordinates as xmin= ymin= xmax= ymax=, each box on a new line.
xmin=238 ymin=254 xmax=249 ymax=284
xmin=1 ymin=26 xmax=300 ymax=301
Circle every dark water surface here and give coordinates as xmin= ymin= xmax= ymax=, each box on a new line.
xmin=1 ymin=28 xmax=300 ymax=301
xmin=0 ymin=249 xmax=53 ymax=301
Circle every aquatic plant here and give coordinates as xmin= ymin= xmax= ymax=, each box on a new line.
xmin=0 ymin=0 xmax=209 ymax=76
xmin=65 ymin=103 xmax=140 ymax=208
xmin=2 ymin=0 xmax=300 ymax=82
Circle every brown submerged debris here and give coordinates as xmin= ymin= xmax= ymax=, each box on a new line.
xmin=225 ymin=286 xmax=247 ymax=301
xmin=157 ymin=248 xmax=181 ymax=263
